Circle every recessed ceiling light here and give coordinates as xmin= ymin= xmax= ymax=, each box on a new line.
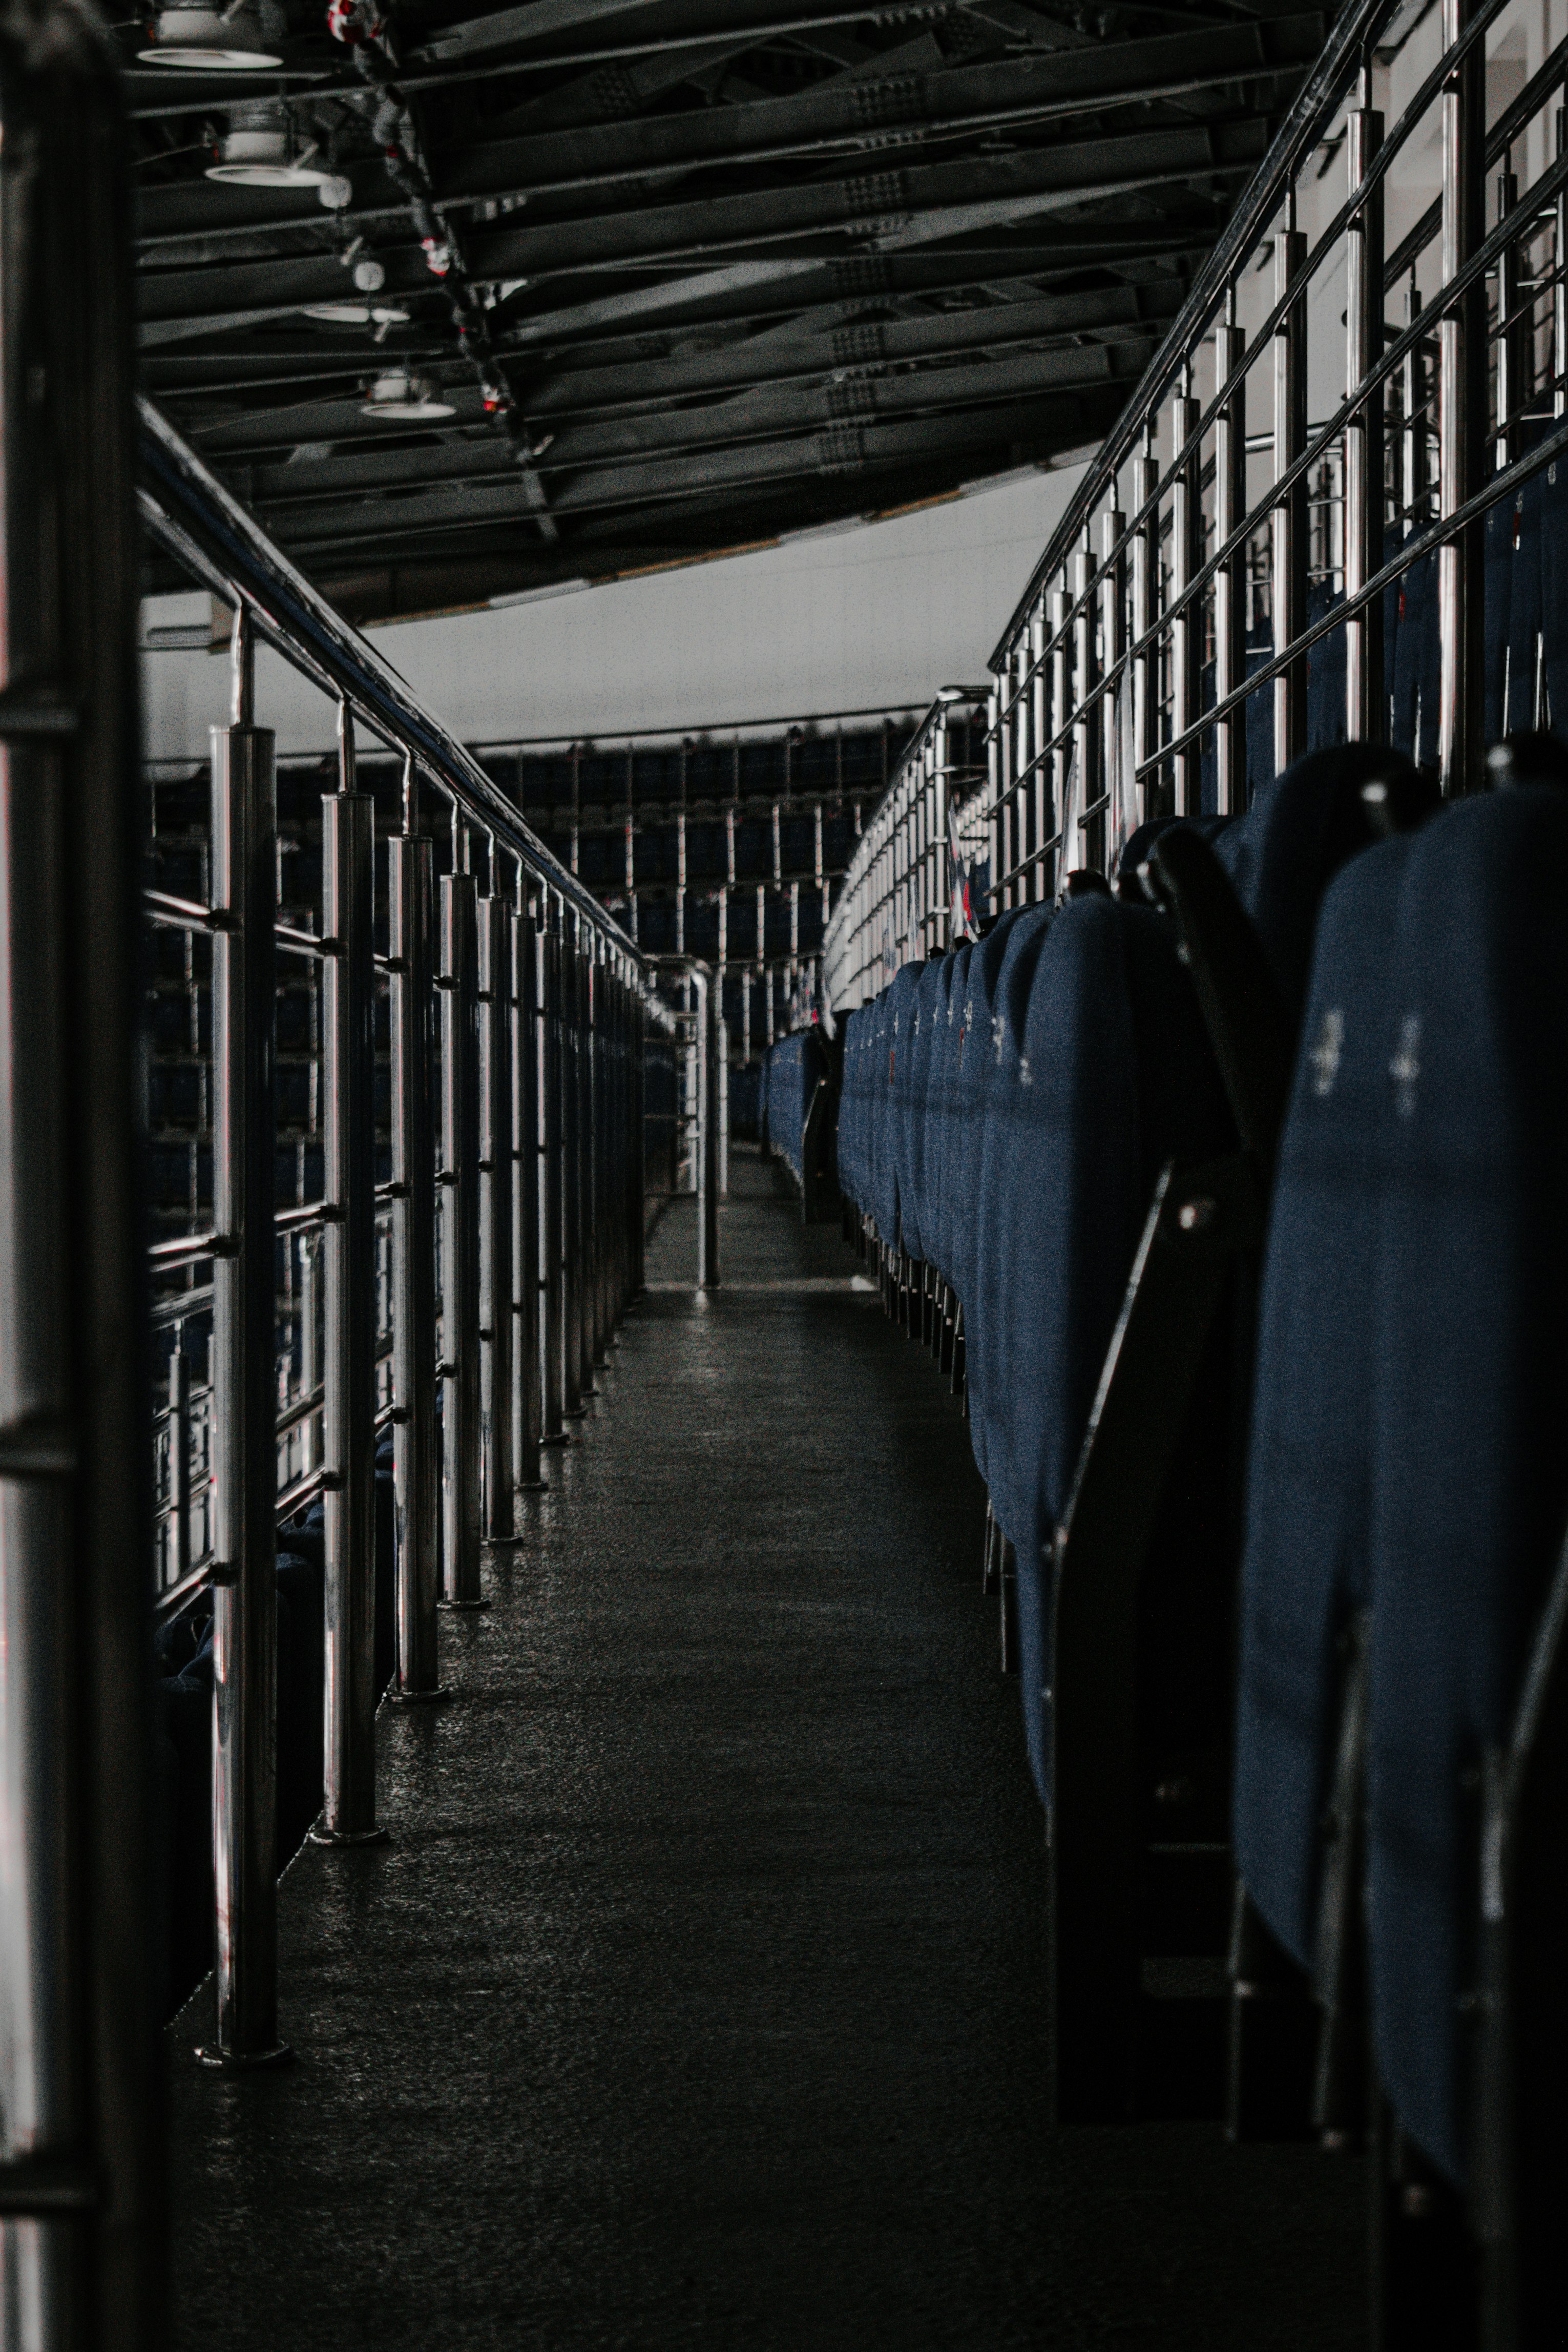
xmin=362 ymin=371 xmax=454 ymax=422
xmin=141 ymin=4 xmax=281 ymax=67
xmin=302 ymin=303 xmax=411 ymax=326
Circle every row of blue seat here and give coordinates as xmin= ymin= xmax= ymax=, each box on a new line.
xmin=830 ymin=740 xmax=1568 ymax=2245
xmin=761 ymin=1029 xmax=829 ymax=1188
xmin=154 ymin=1439 xmax=398 ymax=2018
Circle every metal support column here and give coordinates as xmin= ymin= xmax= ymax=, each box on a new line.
xmin=1438 ymin=0 xmax=1486 ymax=793
xmin=697 ymin=975 xmax=721 ymax=1291
xmin=560 ymin=918 xmax=584 ymax=1418
xmin=438 ymin=870 xmax=484 ymax=1606
xmin=1132 ymin=423 xmax=1160 ymax=818
xmin=478 ymin=895 xmax=515 ymax=1541
xmin=1346 ymin=93 xmax=1386 ymax=742
xmin=1214 ymin=293 xmax=1248 ymax=807
xmin=388 ymin=782 xmax=441 ymax=1698
xmin=1273 ymin=199 xmax=1308 ymax=778
xmin=315 ymin=716 xmax=385 ymax=1841
xmin=202 ymin=612 xmax=288 ymax=2057
xmin=514 ymin=894 xmax=543 ymax=1488
xmin=540 ymin=909 xmax=566 ymax=1442
xmin=0 ymin=12 xmax=163 ymax=2326
xmin=1170 ymin=374 xmax=1201 ymax=815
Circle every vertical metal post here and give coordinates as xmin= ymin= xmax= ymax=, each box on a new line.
xmin=438 ymin=869 xmax=484 ymax=1607
xmin=1072 ymin=535 xmax=1099 ymax=860
xmin=514 ymin=891 xmax=543 ymax=1488
xmin=1132 ymin=422 xmax=1159 ymax=817
xmin=477 ymin=894 xmax=515 ymax=1539
xmin=1273 ymin=195 xmax=1308 ymax=778
xmin=1556 ymin=107 xmax=1567 ymax=427
xmin=560 ymin=916 xmax=584 ymax=1417
xmin=0 ymin=12 xmax=163 ymax=2322
xmin=1438 ymin=0 xmax=1485 ymax=792
xmin=1100 ymin=509 xmax=1128 ymax=850
xmin=1049 ymin=591 xmax=1070 ymax=898
xmin=388 ymin=792 xmax=440 ymax=1698
xmin=1171 ymin=374 xmax=1201 ymax=814
xmin=316 ymin=715 xmax=385 ymax=1840
xmin=697 ymin=974 xmax=720 ymax=1289
xmin=540 ymin=907 xmax=566 ymax=1442
xmin=170 ymin=1344 xmax=192 ymax=1591
xmin=1215 ymin=292 xmax=1248 ymax=807
xmin=1346 ymin=91 xmax=1387 ymax=743
xmin=203 ymin=610 xmax=289 ymax=2050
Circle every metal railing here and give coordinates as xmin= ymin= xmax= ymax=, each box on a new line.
xmin=983 ymin=0 xmax=1566 ymax=888
xmin=820 ymin=690 xmax=993 ymax=1014
xmin=0 ymin=17 xmax=666 ymax=2332
xmin=136 ymin=423 xmax=668 ymax=2076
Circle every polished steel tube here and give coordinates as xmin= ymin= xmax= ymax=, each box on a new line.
xmin=1345 ymin=99 xmax=1386 ymax=743
xmin=541 ymin=914 xmax=566 ymax=1441
xmin=577 ymin=939 xmax=597 ymax=1392
xmin=389 ymin=826 xmax=441 ymax=1696
xmin=439 ymin=872 xmax=484 ymax=1602
xmin=561 ymin=920 xmax=584 ymax=1417
xmin=1099 ymin=510 xmax=1128 ymax=845
xmin=1214 ymin=298 xmax=1247 ymax=810
xmin=1438 ymin=0 xmax=1486 ymax=793
xmin=1131 ymin=425 xmax=1159 ymax=815
xmin=478 ymin=897 xmax=515 ymax=1539
xmin=697 ymin=974 xmax=721 ymax=1291
xmin=1047 ymin=593 xmax=1068 ymax=901
xmin=1071 ymin=537 xmax=1098 ymax=856
xmin=1272 ymin=205 xmax=1308 ymax=778
xmin=513 ymin=897 xmax=543 ymax=1489
xmin=1170 ymin=377 xmax=1201 ymax=816
xmin=317 ymin=766 xmax=384 ymax=1841
xmin=0 ymin=19 xmax=162 ymax=2323
xmin=203 ymin=626 xmax=287 ymax=2058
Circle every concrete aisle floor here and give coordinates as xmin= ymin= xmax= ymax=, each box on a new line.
xmin=169 ymin=1150 xmax=1365 ymax=2351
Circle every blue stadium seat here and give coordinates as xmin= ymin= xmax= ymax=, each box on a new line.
xmin=1506 ymin=471 xmax=1542 ymax=736
xmin=1367 ymin=783 xmax=1568 ymax=2184
xmin=924 ymin=944 xmax=971 ymax=1286
xmin=988 ymin=894 xmax=1231 ymax=1804
xmin=1214 ymin=740 xmax=1423 ymax=1027
xmin=873 ymin=967 xmax=919 ymax=1245
xmin=1391 ymin=545 xmax=1440 ymax=769
xmin=944 ymin=911 xmax=1030 ymax=1320
xmin=1484 ymin=492 xmax=1514 ymax=749
xmin=967 ymin=909 xmax=1054 ymax=1495
xmin=898 ymin=961 xmax=946 ymax=1267
xmin=1233 ymin=831 xmax=1417 ymax=1971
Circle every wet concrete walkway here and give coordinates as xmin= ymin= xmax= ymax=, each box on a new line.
xmin=169 ymin=1151 xmax=1364 ymax=2350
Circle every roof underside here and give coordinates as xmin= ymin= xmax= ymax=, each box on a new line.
xmin=132 ymin=0 xmax=1324 ymax=625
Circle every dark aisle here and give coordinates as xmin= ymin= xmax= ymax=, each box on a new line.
xmin=168 ymin=1152 xmax=1365 ymax=2350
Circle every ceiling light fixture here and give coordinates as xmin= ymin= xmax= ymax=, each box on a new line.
xmin=303 ymin=302 xmax=410 ymax=326
xmin=361 ymin=371 xmax=454 ymax=422
xmin=206 ymin=101 xmax=344 ymax=197
xmin=141 ymin=0 xmax=282 ymax=68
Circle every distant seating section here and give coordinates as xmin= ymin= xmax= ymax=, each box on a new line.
xmin=831 ymin=743 xmax=1568 ymax=2344
xmin=761 ymin=1027 xmax=831 ymax=1190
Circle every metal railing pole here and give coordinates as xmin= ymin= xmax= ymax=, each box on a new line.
xmin=631 ymin=992 xmax=647 ymax=1296
xmin=1272 ymin=199 xmax=1308 ymax=778
xmin=0 ymin=20 xmax=163 ymax=2323
xmin=698 ymin=974 xmax=721 ymax=1290
xmin=1214 ymin=294 xmax=1247 ymax=810
xmin=478 ymin=895 xmax=515 ymax=1539
xmin=388 ymin=796 xmax=441 ymax=1699
xmin=316 ymin=715 xmax=385 ymax=1842
xmin=202 ymin=612 xmax=288 ymax=2059
xmin=541 ymin=911 xmax=566 ymax=1441
xmin=1438 ymin=0 xmax=1486 ymax=793
xmin=438 ymin=870 xmax=485 ymax=1605
xmin=513 ymin=891 xmax=543 ymax=1489
xmin=561 ymin=918 xmax=585 ymax=1416
xmin=1346 ymin=92 xmax=1387 ymax=743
